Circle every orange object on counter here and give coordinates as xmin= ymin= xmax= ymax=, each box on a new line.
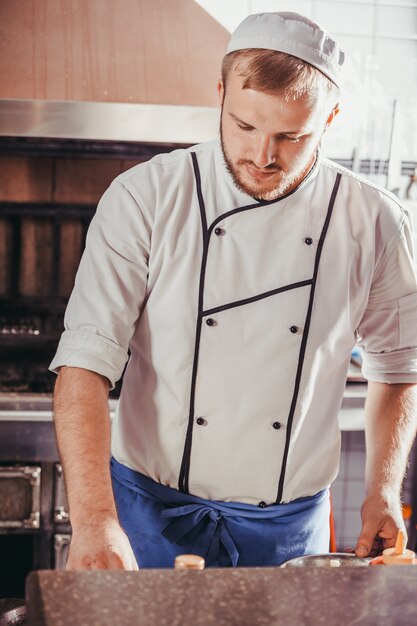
xmin=370 ymin=530 xmax=416 ymax=566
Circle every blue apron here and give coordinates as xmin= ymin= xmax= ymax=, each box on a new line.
xmin=111 ymin=458 xmax=330 ymax=568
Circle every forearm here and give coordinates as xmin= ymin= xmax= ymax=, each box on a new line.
xmin=354 ymin=381 xmax=417 ymax=556
xmin=53 ymin=366 xmax=117 ymax=530
xmin=364 ymin=381 xmax=417 ymax=498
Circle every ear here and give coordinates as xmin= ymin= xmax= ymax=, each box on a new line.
xmin=217 ymin=79 xmax=225 ymax=106
xmin=325 ymin=104 xmax=340 ymax=129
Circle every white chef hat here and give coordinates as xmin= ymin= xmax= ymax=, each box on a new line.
xmin=227 ymin=12 xmax=345 ymax=89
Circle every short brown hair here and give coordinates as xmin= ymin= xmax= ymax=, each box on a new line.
xmin=221 ymin=49 xmax=339 ymax=104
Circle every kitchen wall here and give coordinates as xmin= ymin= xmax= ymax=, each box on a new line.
xmin=0 ymin=0 xmax=229 ymax=106
xmin=196 ymin=0 xmax=417 ymax=59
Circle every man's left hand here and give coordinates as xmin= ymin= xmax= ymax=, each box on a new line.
xmin=355 ymin=493 xmax=405 ymax=558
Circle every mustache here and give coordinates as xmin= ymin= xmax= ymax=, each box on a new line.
xmin=241 ymin=160 xmax=281 ymax=172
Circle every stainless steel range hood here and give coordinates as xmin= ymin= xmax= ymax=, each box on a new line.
xmin=0 ymin=99 xmax=220 ymax=144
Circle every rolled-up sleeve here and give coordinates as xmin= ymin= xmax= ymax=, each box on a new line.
xmin=356 ymin=211 xmax=417 ymax=383
xmin=49 ymin=179 xmax=152 ymax=388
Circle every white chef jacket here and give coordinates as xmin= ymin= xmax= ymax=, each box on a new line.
xmin=50 ymin=140 xmax=417 ymax=506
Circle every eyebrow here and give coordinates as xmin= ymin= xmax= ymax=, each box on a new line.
xmin=229 ymin=112 xmax=301 ymax=136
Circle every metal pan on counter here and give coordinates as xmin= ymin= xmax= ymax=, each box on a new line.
xmin=0 ymin=600 xmax=27 ymax=626
xmin=280 ymin=553 xmax=370 ymax=567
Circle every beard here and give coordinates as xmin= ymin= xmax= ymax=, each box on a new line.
xmin=220 ymin=121 xmax=317 ymax=202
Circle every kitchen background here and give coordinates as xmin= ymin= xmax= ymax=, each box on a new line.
xmin=0 ymin=0 xmax=417 ymax=598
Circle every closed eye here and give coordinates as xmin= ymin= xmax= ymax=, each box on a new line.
xmin=282 ymin=136 xmax=301 ymax=143
xmin=237 ymin=123 xmax=254 ymax=131
xmin=235 ymin=116 xmax=304 ymax=142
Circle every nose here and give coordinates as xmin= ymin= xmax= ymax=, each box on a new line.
xmin=253 ymin=135 xmax=276 ymax=168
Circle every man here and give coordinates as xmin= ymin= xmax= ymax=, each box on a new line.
xmin=50 ymin=12 xmax=417 ymax=569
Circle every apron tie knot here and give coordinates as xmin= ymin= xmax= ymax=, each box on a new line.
xmin=161 ymin=504 xmax=239 ymax=567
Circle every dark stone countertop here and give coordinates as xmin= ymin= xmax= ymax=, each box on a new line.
xmin=26 ymin=567 xmax=417 ymax=626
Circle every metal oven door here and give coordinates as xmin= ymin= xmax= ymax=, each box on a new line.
xmin=0 ymin=465 xmax=41 ymax=528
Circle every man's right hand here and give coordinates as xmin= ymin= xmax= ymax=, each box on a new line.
xmin=66 ymin=518 xmax=139 ymax=570
xmin=53 ymin=368 xmax=138 ymax=571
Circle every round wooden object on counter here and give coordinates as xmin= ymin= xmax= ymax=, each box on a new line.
xmin=174 ymin=554 xmax=205 ymax=570
xmin=382 ymin=548 xmax=416 ymax=565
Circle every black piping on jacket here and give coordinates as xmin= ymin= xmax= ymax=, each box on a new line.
xmin=276 ymin=171 xmax=342 ymax=503
xmin=178 ymin=151 xmax=342 ymax=499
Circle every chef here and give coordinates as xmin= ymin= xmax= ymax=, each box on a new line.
xmin=50 ymin=12 xmax=417 ymax=569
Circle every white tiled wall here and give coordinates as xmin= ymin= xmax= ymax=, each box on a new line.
xmin=332 ymin=432 xmax=366 ymax=549
xmin=314 ymin=2 xmax=374 ymax=36
xmin=196 ymin=0 xmax=417 ymax=58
